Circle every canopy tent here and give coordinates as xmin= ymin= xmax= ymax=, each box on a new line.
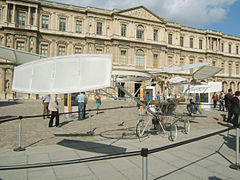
xmin=0 ymin=46 xmax=45 ymax=65
xmin=12 ymin=54 xmax=112 ymax=94
xmin=193 ymin=66 xmax=222 ymax=80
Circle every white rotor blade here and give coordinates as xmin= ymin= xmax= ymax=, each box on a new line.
xmin=149 ymin=62 xmax=210 ymax=74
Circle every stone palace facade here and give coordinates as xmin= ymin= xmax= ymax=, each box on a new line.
xmin=0 ymin=0 xmax=240 ymax=99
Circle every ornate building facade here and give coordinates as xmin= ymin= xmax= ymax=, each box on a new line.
xmin=0 ymin=0 xmax=240 ymax=99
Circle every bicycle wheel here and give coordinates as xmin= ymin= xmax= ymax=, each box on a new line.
xmin=136 ymin=119 xmax=145 ymax=137
xmin=184 ymin=119 xmax=190 ymax=134
xmin=169 ymin=124 xmax=177 ymax=141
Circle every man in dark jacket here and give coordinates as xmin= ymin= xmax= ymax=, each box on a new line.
xmin=224 ymin=89 xmax=233 ymax=122
xmin=231 ymin=91 xmax=240 ymax=126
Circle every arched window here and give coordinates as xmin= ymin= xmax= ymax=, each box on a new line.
xmin=136 ymin=49 xmax=144 ymax=68
xmin=136 ymin=25 xmax=144 ymax=40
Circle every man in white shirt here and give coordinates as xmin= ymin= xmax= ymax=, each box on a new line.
xmin=42 ymin=94 xmax=50 ymax=119
xmin=77 ymin=92 xmax=85 ymax=120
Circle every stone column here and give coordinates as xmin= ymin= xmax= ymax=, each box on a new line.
xmin=206 ymin=37 xmax=209 ymax=50
xmin=34 ymin=7 xmax=38 ymax=26
xmin=5 ymin=4 xmax=8 ymax=23
xmin=1 ymin=68 xmax=6 ymax=92
xmin=28 ymin=7 xmax=31 ymax=26
xmin=12 ymin=4 xmax=16 ymax=24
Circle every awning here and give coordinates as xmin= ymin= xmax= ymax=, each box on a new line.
xmin=193 ymin=66 xmax=222 ymax=80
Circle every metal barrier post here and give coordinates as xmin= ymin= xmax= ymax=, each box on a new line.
xmin=141 ymin=148 xmax=148 ymax=180
xmin=87 ymin=110 xmax=94 ymax=136
xmin=13 ymin=116 xmax=25 ymax=152
xmin=230 ymin=127 xmax=240 ymax=170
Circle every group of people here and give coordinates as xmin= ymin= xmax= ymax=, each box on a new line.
xmin=43 ymin=93 xmax=102 ymax=127
xmin=211 ymin=91 xmax=225 ymax=111
xmin=186 ymin=93 xmax=202 ymax=116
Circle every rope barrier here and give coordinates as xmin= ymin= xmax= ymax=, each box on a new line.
xmin=0 ymin=126 xmax=234 ymax=170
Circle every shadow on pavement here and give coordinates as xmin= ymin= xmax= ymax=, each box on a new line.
xmin=57 ymin=139 xmax=127 ymax=154
xmin=0 ymin=101 xmax=21 ymax=107
xmin=0 ymin=115 xmax=17 ymax=120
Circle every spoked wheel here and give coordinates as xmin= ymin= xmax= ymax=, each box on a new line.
xmin=169 ymin=124 xmax=177 ymax=141
xmin=184 ymin=119 xmax=190 ymax=134
xmin=136 ymin=119 xmax=145 ymax=137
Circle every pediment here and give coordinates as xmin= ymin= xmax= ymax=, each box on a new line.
xmin=116 ymin=6 xmax=166 ymax=23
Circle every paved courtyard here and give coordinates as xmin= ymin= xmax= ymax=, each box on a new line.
xmin=0 ymin=99 xmax=239 ymax=180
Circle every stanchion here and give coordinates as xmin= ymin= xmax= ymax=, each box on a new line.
xmin=230 ymin=126 xmax=240 ymax=170
xmin=13 ymin=116 xmax=25 ymax=152
xmin=141 ymin=148 xmax=148 ymax=180
xmin=87 ymin=110 xmax=94 ymax=136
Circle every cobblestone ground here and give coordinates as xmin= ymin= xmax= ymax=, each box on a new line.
xmin=0 ymin=99 xmax=231 ymax=150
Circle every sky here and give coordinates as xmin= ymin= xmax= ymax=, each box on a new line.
xmin=50 ymin=0 xmax=240 ymax=37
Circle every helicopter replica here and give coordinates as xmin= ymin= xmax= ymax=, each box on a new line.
xmin=111 ymin=63 xmax=222 ymax=141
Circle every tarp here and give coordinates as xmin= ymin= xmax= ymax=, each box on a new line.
xmin=12 ymin=54 xmax=112 ymax=94
xmin=0 ymin=46 xmax=45 ymax=65
xmin=193 ymin=66 xmax=222 ymax=80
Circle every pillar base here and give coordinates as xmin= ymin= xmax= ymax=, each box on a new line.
xmin=230 ymin=163 xmax=240 ymax=171
xmin=13 ymin=146 xmax=26 ymax=152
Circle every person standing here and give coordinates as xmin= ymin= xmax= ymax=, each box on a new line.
xmin=231 ymin=91 xmax=240 ymax=126
xmin=95 ymin=93 xmax=101 ymax=114
xmin=225 ymin=88 xmax=233 ymax=122
xmin=211 ymin=92 xmax=218 ymax=108
xmin=77 ymin=92 xmax=85 ymax=120
xmin=42 ymin=94 xmax=50 ymax=119
xmin=187 ymin=96 xmax=194 ymax=116
xmin=83 ymin=92 xmax=88 ymax=119
xmin=48 ymin=94 xmax=60 ymax=127
xmin=156 ymin=91 xmax=160 ymax=101
xmin=193 ymin=93 xmax=202 ymax=115
xmin=218 ymin=91 xmax=224 ymax=111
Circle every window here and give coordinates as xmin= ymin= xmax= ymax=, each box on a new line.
xmin=17 ymin=11 xmax=26 ymax=25
xmin=189 ymin=59 xmax=194 ymax=73
xmin=180 ymin=37 xmax=184 ymax=47
xmin=75 ymin=47 xmax=82 ymax=54
xmin=168 ymin=34 xmax=172 ymax=45
xmin=229 ymin=44 xmax=231 ymax=53
xmin=180 ymin=57 xmax=184 ymax=66
xmin=16 ymin=41 xmax=25 ymax=51
xmin=199 ymin=39 xmax=202 ymax=49
xmin=136 ymin=25 xmax=144 ymax=40
xmin=121 ymin=24 xmax=126 ymax=37
xmin=136 ymin=49 xmax=144 ymax=67
xmin=229 ymin=63 xmax=232 ymax=76
xmin=120 ymin=50 xmax=126 ymax=64
xmin=76 ymin=20 xmax=82 ymax=33
xmin=190 ymin=37 xmax=193 ymax=48
xmin=58 ymin=46 xmax=65 ymax=56
xmin=221 ymin=62 xmax=225 ymax=74
xmin=236 ymin=46 xmax=239 ymax=54
xmin=96 ymin=49 xmax=103 ymax=54
xmin=236 ymin=63 xmax=239 ymax=75
xmin=59 ymin=18 xmax=66 ymax=31
xmin=153 ymin=30 xmax=158 ymax=41
xmin=97 ymin=22 xmax=102 ymax=35
xmin=40 ymin=44 xmax=48 ymax=56
xmin=42 ymin=15 xmax=49 ymax=29
xmin=221 ymin=43 xmax=224 ymax=52
xmin=212 ymin=61 xmax=216 ymax=66
xmin=153 ymin=54 xmax=158 ymax=68
xmin=168 ymin=56 xmax=173 ymax=66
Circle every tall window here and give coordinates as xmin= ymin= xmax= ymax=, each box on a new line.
xmin=42 ymin=15 xmax=49 ymax=29
xmin=76 ymin=20 xmax=82 ymax=33
xmin=75 ymin=47 xmax=82 ymax=54
xmin=229 ymin=44 xmax=231 ymax=53
xmin=58 ymin=46 xmax=65 ymax=56
xmin=136 ymin=25 xmax=144 ymax=40
xmin=121 ymin=24 xmax=126 ymax=37
xmin=236 ymin=45 xmax=239 ymax=54
xmin=236 ymin=63 xmax=239 ymax=75
xmin=229 ymin=63 xmax=232 ymax=76
xmin=40 ymin=44 xmax=48 ymax=56
xmin=59 ymin=18 xmax=66 ymax=31
xmin=212 ymin=61 xmax=216 ymax=66
xmin=221 ymin=43 xmax=224 ymax=52
xmin=180 ymin=57 xmax=184 ymax=66
xmin=120 ymin=50 xmax=126 ymax=64
xmin=17 ymin=11 xmax=26 ymax=25
xmin=168 ymin=34 xmax=172 ymax=45
xmin=199 ymin=39 xmax=203 ymax=49
xmin=136 ymin=49 xmax=144 ymax=67
xmin=190 ymin=37 xmax=193 ymax=48
xmin=16 ymin=41 xmax=25 ymax=51
xmin=153 ymin=54 xmax=158 ymax=68
xmin=97 ymin=22 xmax=102 ymax=35
xmin=221 ymin=62 xmax=224 ymax=74
xmin=180 ymin=37 xmax=184 ymax=47
xmin=189 ymin=59 xmax=194 ymax=73
xmin=153 ymin=30 xmax=158 ymax=41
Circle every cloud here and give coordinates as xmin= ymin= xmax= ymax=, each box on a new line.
xmin=50 ymin=0 xmax=236 ymax=27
